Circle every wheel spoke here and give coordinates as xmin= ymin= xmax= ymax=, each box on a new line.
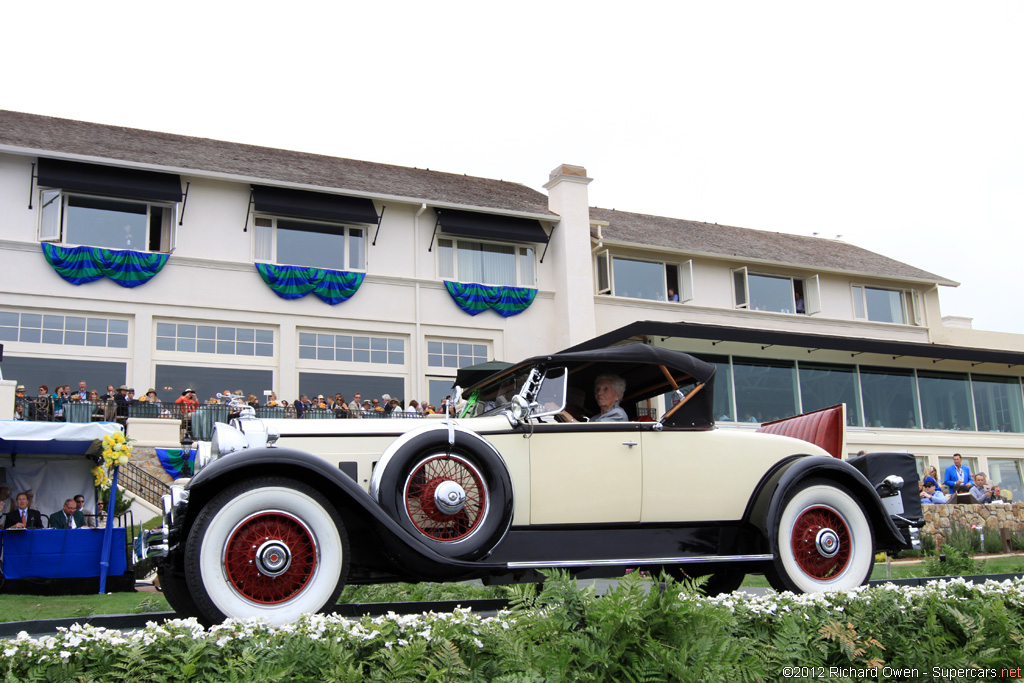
xmin=791 ymin=505 xmax=851 ymax=580
xmin=223 ymin=512 xmax=318 ymax=604
xmin=404 ymin=455 xmax=488 ymax=541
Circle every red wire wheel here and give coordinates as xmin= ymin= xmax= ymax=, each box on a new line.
xmin=223 ymin=511 xmax=318 ymax=604
xmin=790 ymin=505 xmax=852 ymax=580
xmin=403 ymin=454 xmax=488 ymax=542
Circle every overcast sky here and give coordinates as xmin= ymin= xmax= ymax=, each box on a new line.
xmin=3 ymin=2 xmax=1021 ymax=333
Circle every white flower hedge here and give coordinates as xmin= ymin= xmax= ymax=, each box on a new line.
xmin=4 ymin=575 xmax=1024 ymax=682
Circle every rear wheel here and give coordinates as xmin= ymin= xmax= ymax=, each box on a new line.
xmin=184 ymin=477 xmax=349 ymax=625
xmin=766 ymin=479 xmax=874 ymax=593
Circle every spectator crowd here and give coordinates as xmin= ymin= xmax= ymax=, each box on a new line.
xmin=14 ymin=381 xmax=457 ymax=423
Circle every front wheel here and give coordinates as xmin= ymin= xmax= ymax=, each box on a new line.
xmin=765 ymin=479 xmax=874 ymax=593
xmin=184 ymin=477 xmax=349 ymax=625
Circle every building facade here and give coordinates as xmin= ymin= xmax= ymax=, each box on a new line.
xmin=2 ymin=110 xmax=1024 ymax=498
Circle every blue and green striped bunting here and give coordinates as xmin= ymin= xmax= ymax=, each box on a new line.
xmin=255 ymin=263 xmax=364 ymax=305
xmin=444 ymin=281 xmax=537 ymax=317
xmin=42 ymin=244 xmax=168 ymax=288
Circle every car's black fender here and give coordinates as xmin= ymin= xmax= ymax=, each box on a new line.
xmin=180 ymin=447 xmax=501 ymax=580
xmin=744 ymin=454 xmax=909 ymax=554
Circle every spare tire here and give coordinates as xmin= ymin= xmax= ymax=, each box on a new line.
xmin=373 ymin=425 xmax=513 ymax=560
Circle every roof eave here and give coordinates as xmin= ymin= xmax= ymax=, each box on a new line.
xmin=592 ymin=235 xmax=960 ymax=288
xmin=0 ymin=143 xmax=560 ymax=221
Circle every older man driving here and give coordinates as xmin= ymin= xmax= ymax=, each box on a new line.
xmin=593 ymin=374 xmax=628 ymax=422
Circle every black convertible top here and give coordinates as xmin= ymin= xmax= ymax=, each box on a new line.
xmin=462 ymin=343 xmax=717 ymax=428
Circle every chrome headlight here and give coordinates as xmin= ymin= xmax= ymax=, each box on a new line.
xmin=510 ymin=394 xmax=531 ymax=423
xmin=211 ymin=422 xmax=248 ymax=458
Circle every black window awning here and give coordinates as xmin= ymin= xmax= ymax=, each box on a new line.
xmin=435 ymin=208 xmax=549 ymax=244
xmin=36 ymin=158 xmax=183 ymax=202
xmin=252 ymin=185 xmax=378 ymax=224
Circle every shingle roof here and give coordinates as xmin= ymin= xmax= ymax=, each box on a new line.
xmin=590 ymin=206 xmax=956 ymax=285
xmin=0 ymin=110 xmax=555 ymax=217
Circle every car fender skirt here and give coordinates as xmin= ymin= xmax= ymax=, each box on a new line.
xmin=370 ymin=423 xmax=514 ymax=560
xmin=749 ymin=455 xmax=909 ymax=553
xmin=183 ymin=448 xmax=497 ymax=581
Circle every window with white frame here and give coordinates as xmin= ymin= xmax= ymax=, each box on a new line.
xmin=298 ymin=332 xmax=404 ymax=365
xmin=0 ymin=309 xmax=129 ymax=348
xmin=427 ymin=341 xmax=489 ymax=369
xmin=851 ymin=285 xmax=921 ymax=325
xmin=595 ymin=251 xmax=693 ymax=303
xmin=732 ymin=268 xmax=820 ymax=315
xmin=437 ymin=238 xmax=535 ymax=287
xmin=156 ymin=322 xmax=274 ymax=357
xmin=253 ymin=216 xmax=365 ymax=271
xmin=39 ymin=190 xmax=176 ymax=252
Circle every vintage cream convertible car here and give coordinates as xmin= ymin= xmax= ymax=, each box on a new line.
xmin=142 ymin=344 xmax=916 ymax=624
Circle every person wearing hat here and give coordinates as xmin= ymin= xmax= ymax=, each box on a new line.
xmin=175 ymin=389 xmax=199 ymax=413
xmin=921 ymin=477 xmax=947 ymax=504
xmin=114 ymin=385 xmax=131 ymax=421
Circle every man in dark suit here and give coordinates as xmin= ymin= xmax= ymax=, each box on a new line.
xmin=4 ymin=492 xmax=43 ymax=529
xmin=49 ymin=498 xmax=87 ymax=529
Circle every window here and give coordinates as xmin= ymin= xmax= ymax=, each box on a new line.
xmin=39 ymin=190 xmax=176 ymax=252
xmin=0 ymin=310 xmax=128 ymax=348
xmin=972 ymin=375 xmax=1024 ymax=433
xmin=938 ymin=455 xmax=979 ymax=489
xmin=298 ymin=332 xmax=404 ymax=365
xmin=859 ymin=366 xmax=919 ymax=429
xmin=851 ymin=285 xmax=921 ymax=325
xmin=156 ymin=323 xmax=273 ymax=357
xmin=732 ymin=268 xmax=820 ymax=315
xmin=253 ymin=216 xmax=364 ymax=271
xmin=595 ymin=251 xmax=693 ymax=303
xmin=427 ymin=341 xmax=488 ymax=369
xmin=437 ymin=238 xmax=534 ymax=287
xmin=918 ymin=371 xmax=975 ymax=431
xmin=988 ymin=459 xmax=1024 ymax=503
xmin=732 ymin=358 xmax=798 ymax=423
xmin=154 ymin=365 xmax=274 ymax=407
xmin=798 ymin=362 xmax=862 ymax=426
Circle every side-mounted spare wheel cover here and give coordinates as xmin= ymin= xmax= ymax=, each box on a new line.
xmin=371 ymin=423 xmax=514 ymax=560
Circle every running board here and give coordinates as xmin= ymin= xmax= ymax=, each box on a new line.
xmin=507 ymin=554 xmax=773 ymax=569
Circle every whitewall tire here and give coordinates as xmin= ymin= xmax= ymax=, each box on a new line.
xmin=184 ymin=477 xmax=348 ymax=625
xmin=767 ymin=479 xmax=874 ymax=594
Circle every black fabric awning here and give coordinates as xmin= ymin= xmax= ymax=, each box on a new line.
xmin=252 ymin=185 xmax=378 ymax=224
xmin=37 ymin=158 xmax=183 ymax=202
xmin=563 ymin=320 xmax=1024 ymax=367
xmin=435 ymin=208 xmax=549 ymax=244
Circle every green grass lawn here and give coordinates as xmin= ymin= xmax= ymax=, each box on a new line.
xmin=0 ymin=592 xmax=170 ymax=623
xmin=5 ymin=555 xmax=1024 ymax=623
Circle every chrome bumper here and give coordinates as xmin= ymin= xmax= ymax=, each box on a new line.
xmin=134 ymin=485 xmax=188 ymax=562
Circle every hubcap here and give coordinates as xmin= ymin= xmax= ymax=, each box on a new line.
xmin=791 ymin=505 xmax=852 ymax=580
xmin=434 ymin=480 xmax=467 ymax=515
xmin=255 ymin=540 xmax=292 ymax=576
xmin=815 ymin=528 xmax=840 ymax=558
xmin=223 ymin=511 xmax=318 ymax=604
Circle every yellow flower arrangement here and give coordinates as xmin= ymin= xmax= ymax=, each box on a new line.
xmin=101 ymin=431 xmax=133 ymax=470
xmin=92 ymin=465 xmax=111 ymax=488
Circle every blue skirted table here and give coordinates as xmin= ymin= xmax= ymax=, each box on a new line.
xmin=0 ymin=528 xmax=127 ymax=579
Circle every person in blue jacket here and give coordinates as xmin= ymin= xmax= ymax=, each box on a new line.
xmin=943 ymin=453 xmax=973 ymax=493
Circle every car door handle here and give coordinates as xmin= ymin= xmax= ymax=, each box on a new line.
xmin=621 ymin=440 xmax=638 ymax=448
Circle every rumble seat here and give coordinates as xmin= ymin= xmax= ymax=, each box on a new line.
xmin=756 ymin=404 xmax=846 ymax=459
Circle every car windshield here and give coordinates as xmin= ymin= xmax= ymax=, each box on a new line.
xmin=462 ymin=369 xmax=534 ymax=418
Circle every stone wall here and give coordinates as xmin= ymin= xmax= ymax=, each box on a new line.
xmin=922 ymin=503 xmax=1024 ymax=548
